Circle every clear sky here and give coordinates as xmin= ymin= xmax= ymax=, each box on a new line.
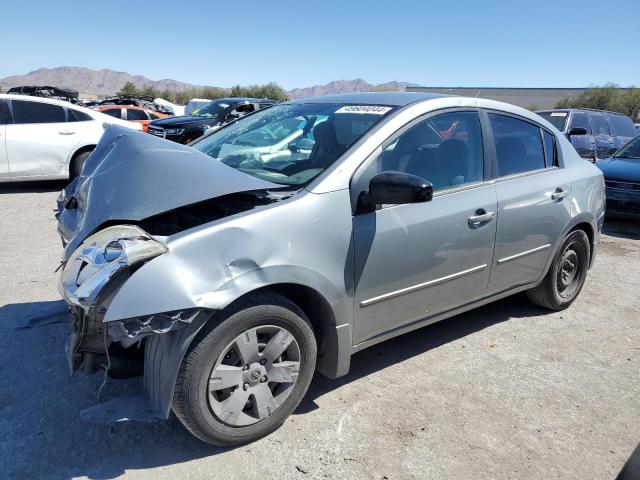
xmin=1 ymin=0 xmax=638 ymax=89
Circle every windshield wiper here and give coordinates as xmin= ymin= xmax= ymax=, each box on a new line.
xmin=615 ymin=155 xmax=640 ymax=159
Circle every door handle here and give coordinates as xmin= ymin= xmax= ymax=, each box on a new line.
xmin=58 ymin=130 xmax=76 ymax=135
xmin=551 ymin=188 xmax=566 ymax=201
xmin=468 ymin=210 xmax=495 ymax=227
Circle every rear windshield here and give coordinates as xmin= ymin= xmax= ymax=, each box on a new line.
xmin=537 ymin=111 xmax=568 ymax=131
xmin=190 ymin=103 xmax=395 ymax=186
xmin=608 ymin=114 xmax=637 ymax=137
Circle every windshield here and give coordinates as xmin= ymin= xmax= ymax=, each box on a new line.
xmin=192 ymin=100 xmax=230 ymax=118
xmin=614 ymin=136 xmax=640 ymax=159
xmin=190 ymin=103 xmax=395 ymax=186
xmin=537 ymin=111 xmax=568 ymax=131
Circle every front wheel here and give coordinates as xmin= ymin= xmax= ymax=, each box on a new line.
xmin=173 ymin=292 xmax=317 ymax=446
xmin=526 ymin=230 xmax=590 ymax=310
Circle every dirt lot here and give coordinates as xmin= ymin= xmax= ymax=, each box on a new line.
xmin=0 ymin=182 xmax=638 ymax=480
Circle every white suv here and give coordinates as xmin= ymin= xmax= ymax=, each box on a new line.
xmin=0 ymin=94 xmax=141 ymax=182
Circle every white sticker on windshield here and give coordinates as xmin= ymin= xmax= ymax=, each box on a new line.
xmin=335 ymin=105 xmax=392 ymax=115
xmin=550 ymin=112 xmax=567 ymax=117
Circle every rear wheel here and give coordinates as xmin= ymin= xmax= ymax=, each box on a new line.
xmin=526 ymin=230 xmax=590 ymax=310
xmin=173 ymin=292 xmax=317 ymax=446
xmin=69 ymin=149 xmax=93 ymax=180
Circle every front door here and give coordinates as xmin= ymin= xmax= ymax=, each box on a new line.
xmin=589 ymin=112 xmax=616 ymax=159
xmin=6 ymin=99 xmax=80 ymax=178
xmin=486 ymin=112 xmax=572 ymax=294
xmin=567 ymin=111 xmax=596 ymax=160
xmin=352 ymin=110 xmax=497 ymax=344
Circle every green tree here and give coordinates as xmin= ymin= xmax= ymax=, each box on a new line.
xmin=612 ymin=87 xmax=640 ymax=121
xmin=141 ymin=85 xmax=159 ymax=98
xmin=554 ymin=83 xmax=640 ymax=121
xmin=117 ymin=81 xmax=139 ymax=96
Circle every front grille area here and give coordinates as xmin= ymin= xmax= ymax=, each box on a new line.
xmin=605 ymin=180 xmax=640 ymax=192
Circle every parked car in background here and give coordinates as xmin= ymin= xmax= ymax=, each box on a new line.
xmin=147 ymin=97 xmax=275 ymax=144
xmin=596 ymin=135 xmax=640 ymax=218
xmin=536 ymin=108 xmax=637 ymax=160
xmin=97 ymin=94 xmax=173 ymax=115
xmin=154 ymin=97 xmax=185 ymax=116
xmin=57 ymin=92 xmax=604 ymax=446
xmin=0 ymin=94 xmax=140 ymax=182
xmin=93 ymin=105 xmax=169 ymax=132
xmin=185 ymin=98 xmax=211 ymax=115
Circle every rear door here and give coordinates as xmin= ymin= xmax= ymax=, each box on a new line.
xmin=589 ymin=112 xmax=616 ymax=158
xmin=0 ymin=100 xmax=9 ymax=179
xmin=567 ymin=111 xmax=597 ymax=160
xmin=487 ymin=112 xmax=572 ymax=294
xmin=6 ymin=99 xmax=79 ymax=178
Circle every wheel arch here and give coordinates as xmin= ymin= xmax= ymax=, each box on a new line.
xmin=227 ymin=283 xmax=350 ymax=379
xmin=539 ymin=213 xmax=598 ymax=284
xmin=69 ymin=144 xmax=96 ymax=176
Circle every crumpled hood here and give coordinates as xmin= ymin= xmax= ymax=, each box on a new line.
xmin=596 ymin=157 xmax=640 ymax=183
xmin=58 ymin=125 xmax=280 ymax=259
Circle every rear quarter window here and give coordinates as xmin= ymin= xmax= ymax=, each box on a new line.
xmin=608 ymin=114 xmax=637 ymax=137
xmin=67 ymin=109 xmax=93 ymax=122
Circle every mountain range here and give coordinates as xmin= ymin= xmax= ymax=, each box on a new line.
xmin=0 ymin=67 xmax=415 ymax=99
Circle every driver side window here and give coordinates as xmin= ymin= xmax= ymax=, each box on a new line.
xmin=375 ymin=111 xmax=484 ymax=191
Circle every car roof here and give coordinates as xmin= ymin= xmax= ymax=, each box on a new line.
xmin=95 ymin=104 xmax=148 ymax=111
xmin=0 ymin=93 xmax=84 ymax=108
xmin=537 ymin=107 xmax=629 ymax=117
xmin=212 ymin=97 xmax=274 ymax=104
xmin=289 ymin=92 xmax=446 ymax=107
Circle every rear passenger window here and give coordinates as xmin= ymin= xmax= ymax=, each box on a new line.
xmin=570 ymin=112 xmax=591 ymax=134
xmin=126 ymin=109 xmax=148 ymax=121
xmin=608 ymin=114 xmax=637 ymax=137
xmin=377 ymin=111 xmax=484 ymax=191
xmin=103 ymin=108 xmax=122 ymax=119
xmin=67 ymin=109 xmax=93 ymax=122
xmin=590 ymin=114 xmax=611 ymax=135
xmin=489 ymin=114 xmax=545 ymax=176
xmin=11 ymin=100 xmax=65 ymax=124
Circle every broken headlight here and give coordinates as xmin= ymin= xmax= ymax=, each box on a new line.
xmin=59 ymin=225 xmax=167 ymax=310
xmin=108 ymin=309 xmax=201 ymax=344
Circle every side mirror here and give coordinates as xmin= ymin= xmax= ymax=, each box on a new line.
xmin=568 ymin=127 xmax=588 ymax=136
xmin=357 ymin=171 xmax=433 ymax=214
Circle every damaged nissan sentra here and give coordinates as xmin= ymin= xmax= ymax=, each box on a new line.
xmin=56 ymin=92 xmax=605 ymax=445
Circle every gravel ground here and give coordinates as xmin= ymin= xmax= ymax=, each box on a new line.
xmin=0 ymin=182 xmax=638 ymax=480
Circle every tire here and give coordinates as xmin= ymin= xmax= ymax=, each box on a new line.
xmin=173 ymin=292 xmax=317 ymax=446
xmin=526 ymin=230 xmax=590 ymax=311
xmin=69 ymin=149 xmax=93 ymax=180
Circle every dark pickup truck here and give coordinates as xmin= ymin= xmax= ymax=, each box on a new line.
xmin=537 ymin=108 xmax=637 ymax=160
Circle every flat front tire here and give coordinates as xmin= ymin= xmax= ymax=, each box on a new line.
xmin=526 ymin=230 xmax=590 ymax=310
xmin=173 ymin=292 xmax=317 ymax=446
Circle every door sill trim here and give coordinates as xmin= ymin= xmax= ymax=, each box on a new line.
xmin=497 ymin=244 xmax=551 ymax=265
xmin=352 ymin=280 xmax=539 ymax=353
xmin=359 ymin=264 xmax=488 ymax=308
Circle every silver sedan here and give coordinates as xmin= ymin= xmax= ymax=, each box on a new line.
xmin=57 ymin=92 xmax=605 ymax=445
